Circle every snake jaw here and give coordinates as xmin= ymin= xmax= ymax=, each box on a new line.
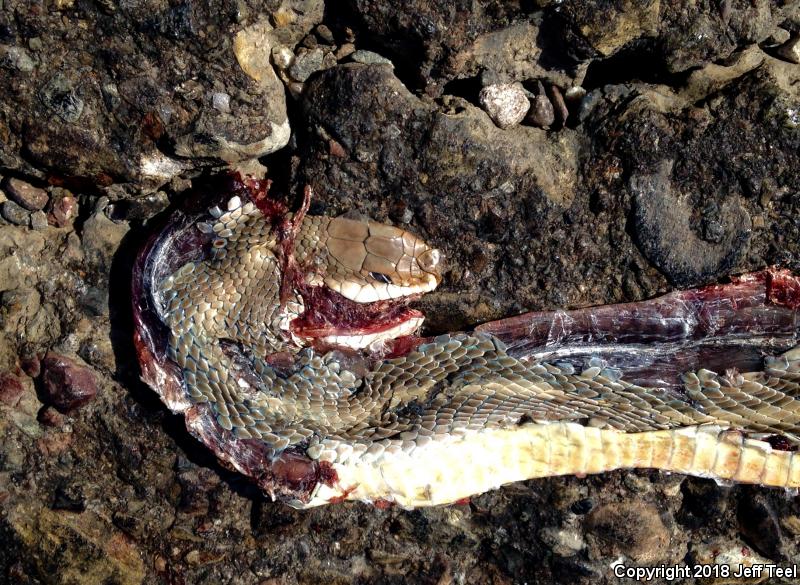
xmin=315 ymin=315 xmax=426 ymax=350
xmin=288 ymin=213 xmax=441 ymax=350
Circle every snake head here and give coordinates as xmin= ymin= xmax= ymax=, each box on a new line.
xmin=291 ymin=215 xmax=443 ymax=351
xmin=323 ymin=216 xmax=443 ymax=303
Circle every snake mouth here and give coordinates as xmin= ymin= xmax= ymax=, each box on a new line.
xmin=289 ymin=282 xmax=426 ymax=351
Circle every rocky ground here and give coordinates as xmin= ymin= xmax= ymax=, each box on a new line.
xmin=1 ymin=1 xmax=800 ymax=584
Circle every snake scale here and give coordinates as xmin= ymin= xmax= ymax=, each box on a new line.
xmin=133 ymin=177 xmax=800 ymax=508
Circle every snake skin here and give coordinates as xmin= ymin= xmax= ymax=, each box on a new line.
xmin=151 ymin=193 xmax=800 ymax=507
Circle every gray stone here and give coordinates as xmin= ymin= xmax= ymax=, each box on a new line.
xmin=350 ymin=50 xmax=393 ymax=67
xmin=0 ymin=200 xmax=31 ymax=226
xmin=30 ymin=211 xmax=48 ymax=230
xmin=288 ymin=48 xmax=325 ymax=82
xmin=81 ymin=205 xmax=130 ymax=279
xmin=2 ymin=45 xmax=35 ymax=73
xmin=39 ymin=74 xmax=84 ymax=123
xmin=211 ymin=92 xmax=231 ymax=114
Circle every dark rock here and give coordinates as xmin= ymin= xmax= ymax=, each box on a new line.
xmin=570 ymin=498 xmax=594 ymax=515
xmin=4 ymin=504 xmax=145 ymax=583
xmin=2 ymin=2 xmax=302 ymax=186
xmin=302 ymin=63 xmax=578 ymax=207
xmin=20 ymin=356 xmax=41 ymax=378
xmin=678 ymin=477 xmax=729 ymax=528
xmin=630 ymin=160 xmax=751 ymax=287
xmin=0 ymin=200 xmax=30 ymax=226
xmin=0 ymin=372 xmax=25 ymax=406
xmin=585 ymin=502 xmax=671 ymax=563
xmin=559 ymin=0 xmax=790 ymax=73
xmin=2 ymin=44 xmax=35 ymax=73
xmin=301 ymin=33 xmax=319 ymax=50
xmin=660 ymin=1 xmax=786 ymax=72
xmin=39 ymin=353 xmax=97 ymax=413
xmin=177 ymin=18 xmax=291 ymax=162
xmin=346 ymin=0 xmax=531 ymax=93
xmin=737 ymin=492 xmax=786 ymax=560
xmin=3 ymin=178 xmax=48 ymax=210
xmin=51 ymin=485 xmax=86 ymax=513
xmin=527 ymin=92 xmax=555 ymax=128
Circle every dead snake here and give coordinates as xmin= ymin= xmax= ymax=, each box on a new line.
xmin=133 ymin=177 xmax=800 ymax=508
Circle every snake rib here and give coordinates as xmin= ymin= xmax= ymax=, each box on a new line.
xmin=132 ymin=177 xmax=800 ymax=508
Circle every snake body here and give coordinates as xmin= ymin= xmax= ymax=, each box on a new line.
xmin=133 ymin=180 xmax=800 ymax=508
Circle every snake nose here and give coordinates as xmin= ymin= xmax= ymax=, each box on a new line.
xmin=419 ymin=248 xmax=443 ymax=279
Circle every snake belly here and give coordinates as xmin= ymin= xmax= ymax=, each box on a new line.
xmin=134 ymin=182 xmax=800 ymax=508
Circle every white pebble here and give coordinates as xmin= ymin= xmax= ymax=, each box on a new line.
xmin=479 ymin=82 xmax=530 ymax=129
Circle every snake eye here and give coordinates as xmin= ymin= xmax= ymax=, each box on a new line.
xmin=370 ymin=271 xmax=392 ymax=284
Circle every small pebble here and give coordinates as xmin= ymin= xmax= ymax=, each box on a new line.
xmin=4 ymin=178 xmax=49 ymax=210
xmin=288 ymin=48 xmax=324 ymax=82
xmin=30 ymin=210 xmax=48 ymax=230
xmin=539 ymin=526 xmax=585 ymax=557
xmin=321 ymin=51 xmax=337 ymax=70
xmin=211 ymin=92 xmax=230 ymax=113
xmin=328 ymin=139 xmax=346 ymax=158
xmin=527 ymin=93 xmax=555 ymax=128
xmin=39 ymin=352 xmax=98 ymax=413
xmin=1 ymin=200 xmax=31 ymax=226
xmin=49 ymin=193 xmax=78 ymax=228
xmin=479 ymin=82 xmax=529 ymax=129
xmin=271 ymin=45 xmax=294 ymax=70
xmin=315 ymin=24 xmax=334 ymax=44
xmin=301 ymin=34 xmax=318 ymax=50
xmin=335 ymin=43 xmax=355 ymax=60
xmin=351 ymin=50 xmax=393 ymax=67
xmin=3 ymin=45 xmax=35 ymax=72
